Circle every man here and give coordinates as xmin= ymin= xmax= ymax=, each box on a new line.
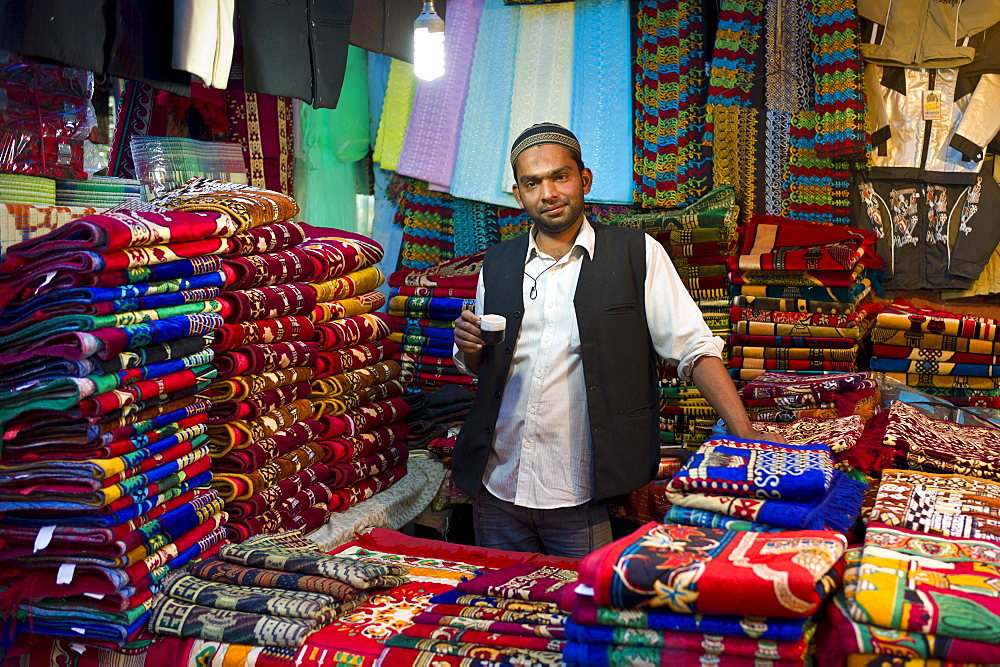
xmin=452 ymin=123 xmax=778 ymax=558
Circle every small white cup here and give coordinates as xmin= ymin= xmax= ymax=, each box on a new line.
xmin=479 ymin=314 xmax=506 ymax=345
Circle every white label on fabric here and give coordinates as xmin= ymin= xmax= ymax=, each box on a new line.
xmin=70 ymin=643 xmax=86 ymax=654
xmin=574 ymin=583 xmax=595 ymax=596
xmin=38 ymin=272 xmax=58 ymax=289
xmin=33 ymin=525 xmax=56 ymax=553
xmin=83 ymin=592 xmax=104 ymax=600
xmin=70 ymin=627 xmax=86 ymax=635
xmin=56 ymin=563 xmax=76 ymax=585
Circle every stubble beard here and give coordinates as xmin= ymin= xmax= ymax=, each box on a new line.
xmin=532 ymin=201 xmax=583 ymax=236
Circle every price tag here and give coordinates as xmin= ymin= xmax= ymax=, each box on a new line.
xmin=33 ymin=525 xmax=56 ymax=553
xmin=922 ymin=90 xmax=941 ymax=121
xmin=56 ymin=563 xmax=76 ymax=585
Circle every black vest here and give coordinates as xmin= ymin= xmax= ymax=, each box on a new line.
xmin=453 ymin=222 xmax=660 ymax=502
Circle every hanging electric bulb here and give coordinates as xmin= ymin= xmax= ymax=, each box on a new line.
xmin=413 ymin=0 xmax=445 ymax=81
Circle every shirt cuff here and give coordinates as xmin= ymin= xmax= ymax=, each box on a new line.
xmin=676 ymin=336 xmax=726 ymax=381
xmin=453 ymin=345 xmax=478 ymax=377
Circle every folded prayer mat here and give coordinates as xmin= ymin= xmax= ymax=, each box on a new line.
xmin=729 ymin=279 xmax=870 ymax=303
xmin=163 ymin=573 xmax=344 ymax=620
xmin=665 ymin=468 xmax=866 ymax=533
xmin=881 ymin=372 xmax=1000 ymax=390
xmin=872 ymin=357 xmax=1000 ymax=378
xmin=871 ymin=344 xmax=1000 ymax=366
xmin=148 ymin=596 xmax=321 ymax=647
xmin=409 ymin=612 xmax=566 ymax=640
xmin=228 ymin=220 xmax=308 ymax=256
xmin=667 ymin=437 xmax=835 ymax=501
xmin=885 ymin=401 xmax=1000 ymax=480
xmin=875 ymin=303 xmax=1000 ymax=341
xmin=732 ymin=293 xmax=868 ymax=316
xmin=380 ymin=634 xmax=564 ymax=664
xmin=577 ymin=522 xmax=845 ymax=618
xmin=398 ymin=623 xmax=564 ymax=652
xmin=563 ymin=642 xmax=807 ymax=666
xmin=868 ymin=469 xmax=1000 ymax=545
xmin=155 ymin=178 xmax=299 ymax=232
xmin=187 ymin=556 xmax=359 ymax=599
xmin=454 ymin=563 xmax=577 ymax=604
xmin=566 ymin=616 xmax=814 ymax=657
xmin=848 ymin=525 xmax=1000 ymax=643
xmin=871 ymin=328 xmax=1000 ymax=356
xmin=729 ymin=357 xmax=857 ymax=372
xmin=732 ymin=320 xmax=864 ymax=339
xmin=730 ymin=345 xmax=858 ymax=362
xmin=820 ymin=582 xmax=1000 ymax=665
xmin=730 ymin=306 xmax=862 ymax=328
xmin=748 ymin=415 xmax=864 ymax=453
xmin=739 ymin=371 xmax=877 ymax=399
xmin=736 ymin=215 xmax=879 ymax=271
xmin=662 ymin=506 xmax=784 ymax=533
xmin=219 ymin=530 xmax=408 ymax=589
xmin=729 ymin=333 xmax=858 ymax=349
xmin=729 ymin=265 xmax=863 ymax=287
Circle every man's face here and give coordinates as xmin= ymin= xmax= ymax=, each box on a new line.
xmin=512 ymin=144 xmax=592 ymax=236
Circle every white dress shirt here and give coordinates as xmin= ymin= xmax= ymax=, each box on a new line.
xmin=454 ymin=217 xmax=723 ymax=509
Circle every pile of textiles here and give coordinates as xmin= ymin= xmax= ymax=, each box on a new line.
xmin=393 ymin=176 xmax=456 ymax=270
xmin=817 ymin=467 xmax=1000 ymax=665
xmin=738 ymin=370 xmax=881 ymax=424
xmin=870 ymin=302 xmax=1000 ymax=408
xmin=0 ymin=206 xmax=240 ymax=651
xmin=0 ymin=172 xmax=56 ymax=205
xmin=564 ymin=521 xmax=847 ymax=666
xmin=151 ymin=179 xmax=409 ymax=540
xmin=0 ymin=49 xmax=92 ymax=179
xmin=379 ymin=561 xmax=577 ymax=665
xmin=147 ymin=529 xmax=408 ymax=648
xmin=55 ymin=175 xmax=142 ymax=209
xmin=387 ymin=251 xmax=484 ymax=392
xmin=837 ymin=400 xmax=1000 ymax=481
xmin=728 ymin=216 xmax=882 ymax=381
xmin=612 ymin=187 xmax=742 ymax=449
xmin=662 ymin=435 xmax=866 ymax=534
xmin=404 ymin=385 xmax=476 ymax=513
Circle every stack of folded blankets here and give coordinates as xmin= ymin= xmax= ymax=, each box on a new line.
xmin=818 ymin=467 xmax=1000 ymax=665
xmin=870 ymin=302 xmax=1000 ymax=409
xmin=388 ymin=251 xmax=484 ymax=392
xmin=55 ymin=175 xmax=142 ymax=209
xmin=380 ymin=561 xmax=576 ymax=665
xmin=564 ymin=521 xmax=848 ymax=666
xmin=0 ymin=172 xmax=56 ymax=205
xmin=148 ymin=530 xmax=408 ymax=648
xmin=612 ymin=187 xmax=742 ymax=450
xmin=737 ymin=370 xmax=881 ymax=424
xmin=0 ymin=208 xmax=238 ymax=650
xmin=662 ymin=435 xmax=866 ymax=534
xmin=148 ymin=179 xmax=409 ymax=540
xmin=728 ymin=216 xmax=882 ymax=382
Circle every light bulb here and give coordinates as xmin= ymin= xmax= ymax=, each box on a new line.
xmin=413 ymin=1 xmax=445 ymax=81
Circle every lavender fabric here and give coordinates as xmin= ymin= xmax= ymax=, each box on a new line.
xmin=395 ymin=0 xmax=485 ymax=191
xmin=450 ymin=0 xmax=521 ymax=208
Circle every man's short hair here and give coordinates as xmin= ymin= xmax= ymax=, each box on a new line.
xmin=510 ymin=122 xmax=585 ymax=178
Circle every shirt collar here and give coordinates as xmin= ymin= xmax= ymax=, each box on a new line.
xmin=526 ymin=215 xmax=596 ymax=262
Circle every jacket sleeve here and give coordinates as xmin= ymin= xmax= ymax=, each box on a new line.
xmin=950 ymin=73 xmax=1000 ymax=162
xmin=958 ymin=1 xmax=1000 ymax=39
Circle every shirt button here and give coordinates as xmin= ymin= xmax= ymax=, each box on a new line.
xmin=535 ymin=371 xmax=542 ymax=378
xmin=546 ymin=302 xmax=554 ymax=309
xmin=514 ymin=310 xmax=522 ymax=318
xmin=494 ymin=391 xmax=501 ymax=399
xmin=505 ymin=347 xmax=512 ymax=355
xmin=543 ymin=336 xmax=551 ymax=343
xmin=486 ymin=426 xmax=493 ymax=434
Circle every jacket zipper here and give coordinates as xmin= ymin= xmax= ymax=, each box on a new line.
xmin=919 ymin=70 xmax=936 ymax=174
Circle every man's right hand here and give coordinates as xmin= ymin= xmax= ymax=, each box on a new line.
xmin=454 ymin=309 xmax=485 ymax=354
